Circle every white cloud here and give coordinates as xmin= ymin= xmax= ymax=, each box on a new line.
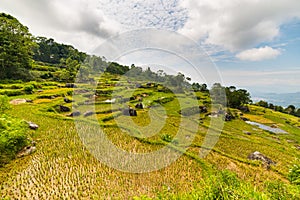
xmin=178 ymin=0 xmax=300 ymax=51
xmin=0 ymin=0 xmax=122 ymax=52
xmin=236 ymin=46 xmax=281 ymax=61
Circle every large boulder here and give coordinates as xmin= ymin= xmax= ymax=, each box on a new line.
xmin=9 ymin=99 xmax=27 ymax=105
xmin=65 ymin=83 xmax=77 ymax=88
xmin=68 ymin=111 xmax=81 ymax=117
xmin=123 ymin=107 xmax=137 ymax=116
xmin=135 ymin=103 xmax=143 ymax=109
xmin=59 ymin=105 xmax=71 ymax=112
xmin=224 ymin=112 xmax=233 ymax=121
xmin=238 ymin=106 xmax=250 ymax=113
xmin=199 ymin=106 xmax=208 ymax=113
xmin=248 ymin=151 xmax=276 ymax=168
xmin=17 ymin=146 xmax=36 ymax=158
xmin=64 ymin=97 xmax=73 ymax=103
xmin=84 ymin=111 xmax=95 ymax=117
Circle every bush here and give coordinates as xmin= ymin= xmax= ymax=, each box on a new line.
xmin=29 ymin=81 xmax=42 ymax=89
xmin=161 ymin=134 xmax=173 ymax=142
xmin=0 ymin=114 xmax=29 ymax=166
xmin=288 ymin=162 xmax=300 ymax=185
xmin=0 ymin=95 xmax=10 ymax=113
xmin=23 ymin=85 xmax=34 ymax=94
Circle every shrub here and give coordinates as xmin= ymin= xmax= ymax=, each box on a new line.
xmin=23 ymin=85 xmax=34 ymax=94
xmin=0 ymin=95 xmax=10 ymax=113
xmin=29 ymin=81 xmax=42 ymax=89
xmin=288 ymin=162 xmax=300 ymax=185
xmin=161 ymin=134 xmax=172 ymax=142
xmin=0 ymin=114 xmax=29 ymax=166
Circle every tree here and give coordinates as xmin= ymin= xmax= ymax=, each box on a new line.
xmin=284 ymin=105 xmax=296 ymax=115
xmin=210 ymin=83 xmax=227 ymax=106
xmin=257 ymin=100 xmax=268 ymax=108
xmin=225 ymin=86 xmax=251 ymax=108
xmin=295 ymin=108 xmax=300 ymax=117
xmin=0 ymin=13 xmax=35 ymax=80
xmin=33 ymin=37 xmax=86 ymax=64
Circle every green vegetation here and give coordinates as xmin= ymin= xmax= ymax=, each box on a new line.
xmin=0 ymin=13 xmax=35 ymax=80
xmin=256 ymin=100 xmax=300 ymax=117
xmin=0 ymin=13 xmax=299 ymax=199
xmin=0 ymin=96 xmax=29 ymax=166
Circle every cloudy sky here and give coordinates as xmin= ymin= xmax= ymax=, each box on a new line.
xmin=1 ymin=0 xmax=300 ymax=93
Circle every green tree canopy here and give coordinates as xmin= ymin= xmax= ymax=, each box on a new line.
xmin=0 ymin=13 xmax=35 ymax=80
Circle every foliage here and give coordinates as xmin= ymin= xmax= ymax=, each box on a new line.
xmin=0 ymin=13 xmax=35 ymax=80
xmin=192 ymin=82 xmax=208 ymax=92
xmin=0 ymin=114 xmax=28 ymax=166
xmin=0 ymin=95 xmax=10 ymax=113
xmin=256 ymin=100 xmax=299 ymax=118
xmin=226 ymin=86 xmax=252 ymax=108
xmin=105 ymin=62 xmax=130 ymax=75
xmin=288 ymin=161 xmax=300 ymax=185
xmin=23 ymin=85 xmax=34 ymax=94
xmin=33 ymin=37 xmax=86 ymax=64
xmin=210 ymin=83 xmax=227 ymax=106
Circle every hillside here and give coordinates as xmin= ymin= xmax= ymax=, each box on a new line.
xmin=0 ymin=73 xmax=300 ymax=199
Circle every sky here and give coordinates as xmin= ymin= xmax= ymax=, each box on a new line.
xmin=1 ymin=0 xmax=300 ymax=94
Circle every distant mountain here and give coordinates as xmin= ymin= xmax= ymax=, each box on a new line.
xmin=251 ymin=92 xmax=300 ymax=108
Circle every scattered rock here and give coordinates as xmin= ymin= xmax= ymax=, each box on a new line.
xmin=17 ymin=146 xmax=36 ymax=157
xmin=136 ymin=83 xmax=142 ymax=88
xmin=240 ymin=117 xmax=249 ymax=121
xmin=224 ymin=113 xmax=233 ymax=121
xmin=59 ymin=105 xmax=71 ymax=112
xmin=27 ymin=122 xmax=39 ymax=130
xmin=270 ymin=124 xmax=278 ymax=128
xmin=238 ymin=106 xmax=250 ymax=113
xmin=123 ymin=107 xmax=137 ymax=116
xmin=135 ymin=103 xmax=143 ymax=109
xmin=248 ymin=151 xmax=276 ymax=168
xmin=65 ymin=83 xmax=77 ymax=88
xmin=68 ymin=111 xmax=81 ymax=117
xmin=295 ymin=145 xmax=300 ymax=150
xmin=243 ymin=131 xmax=251 ymax=135
xmin=199 ymin=106 xmax=208 ymax=113
xmin=103 ymin=98 xmax=116 ymax=103
xmin=84 ymin=111 xmax=95 ymax=117
xmin=64 ymin=97 xmax=73 ymax=103
xmin=209 ymin=112 xmax=219 ymax=118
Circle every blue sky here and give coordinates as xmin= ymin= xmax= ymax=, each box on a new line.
xmin=1 ymin=0 xmax=300 ymax=93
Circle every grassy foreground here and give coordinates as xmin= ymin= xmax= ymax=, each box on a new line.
xmin=0 ymin=79 xmax=300 ymax=199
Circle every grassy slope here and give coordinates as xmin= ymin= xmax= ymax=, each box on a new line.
xmin=0 ymin=78 xmax=299 ymax=199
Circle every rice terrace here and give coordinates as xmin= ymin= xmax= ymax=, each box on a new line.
xmin=1 ymin=2 xmax=300 ymax=199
